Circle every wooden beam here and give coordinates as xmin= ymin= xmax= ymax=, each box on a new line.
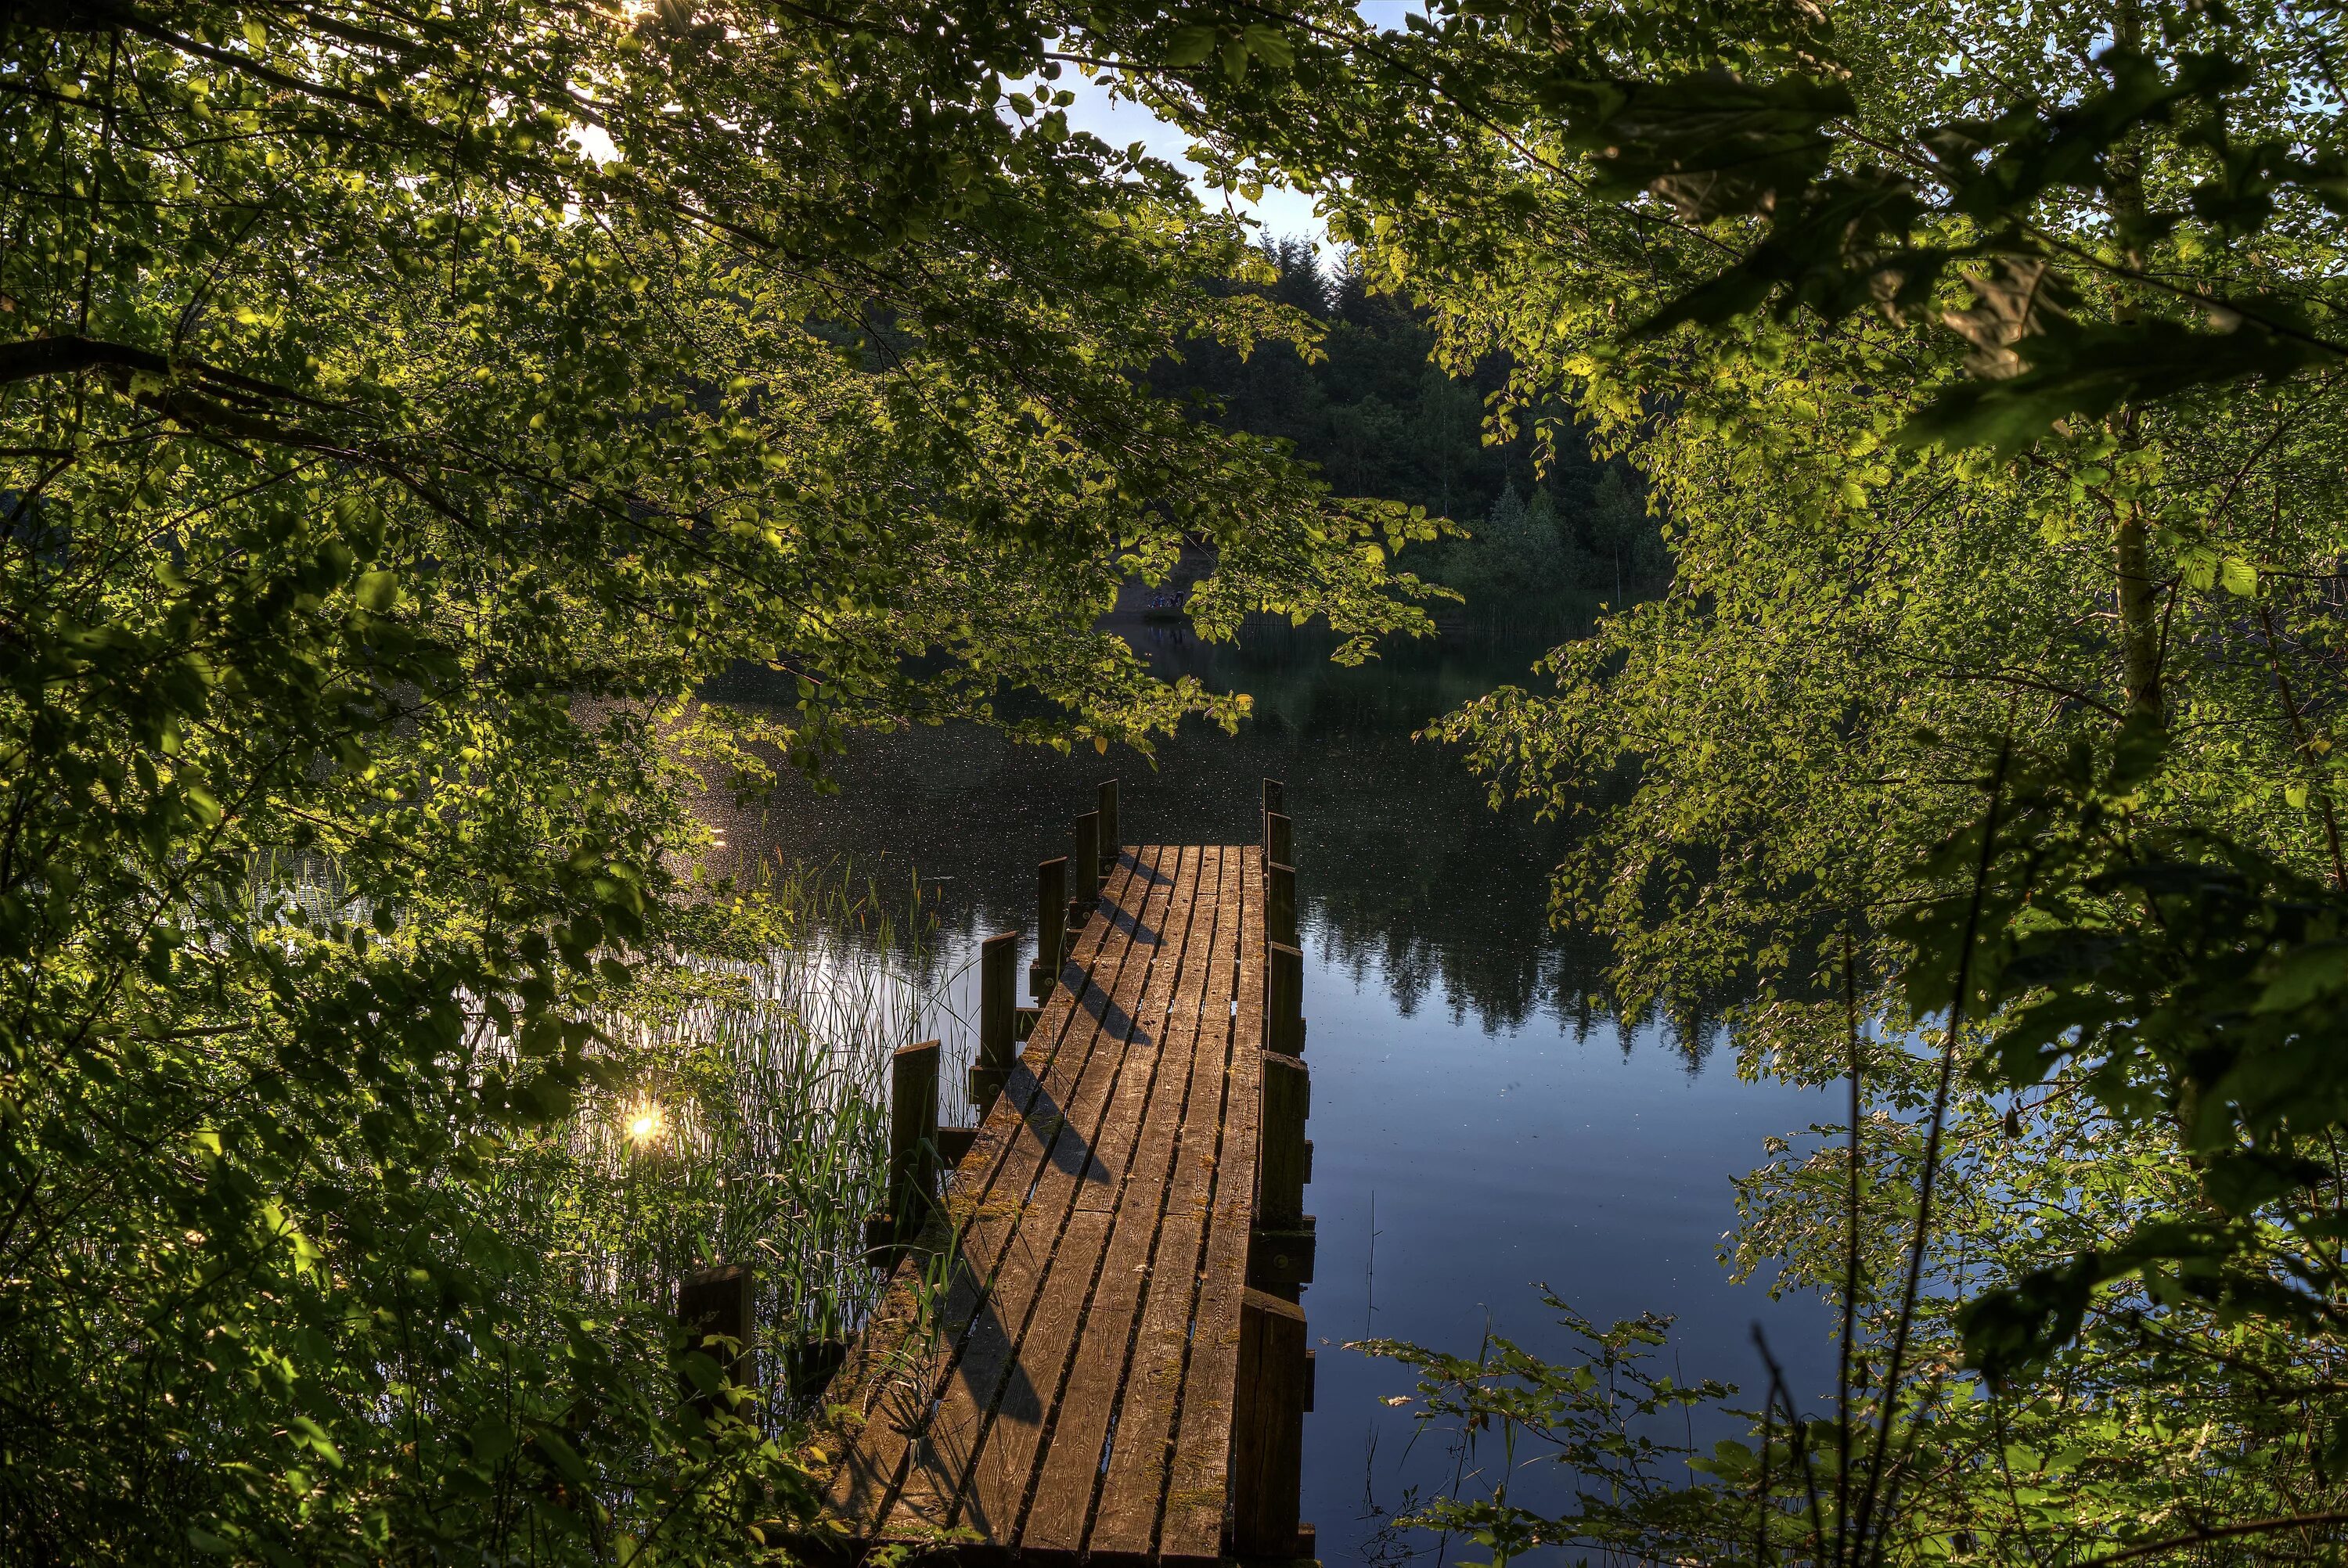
xmin=1098 ymin=776 xmax=1119 ymax=877
xmin=1232 ymin=1288 xmax=1309 ymax=1559
xmin=1032 ymin=854 xmax=1068 ymax=998
xmin=678 ymin=1264 xmax=755 ymax=1417
xmin=888 ymin=1039 xmax=940 ymax=1250
xmin=1073 ymin=809 xmax=1101 ymax=895
xmin=1264 ymin=808 xmax=1294 ymax=871
xmin=1266 ymin=861 xmax=1298 ymax=949
xmin=1262 ymin=776 xmax=1285 ymax=818
xmin=1266 ymin=940 xmax=1304 ymax=1058
xmin=1257 ymin=1051 xmax=1309 ymax=1227
xmin=1247 ymin=1221 xmax=1316 ymax=1295
xmin=972 ymin=932 xmax=1017 ymax=1110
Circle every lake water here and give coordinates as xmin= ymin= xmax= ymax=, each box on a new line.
xmin=704 ymin=626 xmax=1831 ymax=1564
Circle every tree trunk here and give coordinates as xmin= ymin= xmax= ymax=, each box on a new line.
xmin=2117 ymin=502 xmax=2163 ymax=722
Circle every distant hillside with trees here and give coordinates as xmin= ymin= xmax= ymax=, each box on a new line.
xmin=1151 ymin=237 xmax=1670 ymax=639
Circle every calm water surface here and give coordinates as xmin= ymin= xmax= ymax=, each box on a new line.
xmin=704 ymin=629 xmax=1831 ymax=1565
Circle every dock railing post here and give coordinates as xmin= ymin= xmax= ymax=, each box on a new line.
xmin=1073 ymin=810 xmax=1101 ymax=902
xmin=1233 ymin=1288 xmax=1311 ymax=1559
xmin=1098 ymin=778 xmax=1119 ymax=881
xmin=678 ymin=1263 xmax=756 ymax=1419
xmin=1032 ymin=855 xmax=1068 ymax=998
xmin=1264 ymin=810 xmax=1293 ymax=872
xmin=1244 ymin=782 xmax=1312 ymax=1552
xmin=1266 ymin=861 xmax=1298 ymax=951
xmin=878 ymin=1039 xmax=940 ymax=1257
xmin=972 ymin=932 xmax=1017 ymax=1111
xmin=1250 ymin=1045 xmax=1316 ymax=1300
xmin=1266 ymin=942 xmax=1305 ymax=1056
xmin=1258 ymin=1052 xmax=1309 ymax=1225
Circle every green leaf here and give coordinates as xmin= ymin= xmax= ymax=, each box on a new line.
xmin=353 ymin=570 xmax=398 ymax=612
xmin=1163 ymin=25 xmax=1218 ymax=67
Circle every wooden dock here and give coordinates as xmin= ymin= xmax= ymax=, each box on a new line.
xmin=810 ymin=784 xmax=1315 ymax=1565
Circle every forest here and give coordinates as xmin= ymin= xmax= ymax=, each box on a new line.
xmin=5 ymin=2 xmax=2348 ymax=1566
xmin=1155 ymin=236 xmax=1670 ymax=635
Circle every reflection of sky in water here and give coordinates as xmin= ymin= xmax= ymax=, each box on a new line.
xmin=700 ymin=631 xmax=1832 ymax=1563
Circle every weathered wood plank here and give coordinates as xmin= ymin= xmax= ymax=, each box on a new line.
xmin=1162 ymin=843 xmax=1270 ymax=1563
xmin=1231 ymin=1288 xmax=1309 ymax=1557
xmin=819 ymin=849 xmax=1162 ymax=1530
xmin=1088 ymin=846 xmax=1254 ymax=1561
xmin=969 ymin=850 xmax=1226 ymax=1548
xmin=891 ymin=847 xmax=1204 ymax=1537
xmin=1017 ymin=845 xmax=1240 ymax=1555
xmin=820 ymin=838 xmax=1295 ymax=1566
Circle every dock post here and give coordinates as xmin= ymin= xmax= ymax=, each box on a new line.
xmin=1262 ymin=777 xmax=1285 ymax=818
xmin=972 ymin=932 xmax=1018 ymax=1111
xmin=1098 ymin=778 xmax=1119 ymax=881
xmin=1266 ymin=942 xmax=1305 ymax=1057
xmin=1249 ymin=1048 xmax=1316 ymax=1299
xmin=1264 ymin=810 xmax=1294 ymax=872
xmin=1233 ymin=1288 xmax=1311 ymax=1559
xmin=678 ymin=1263 xmax=756 ymax=1417
xmin=884 ymin=1039 xmax=940 ymax=1253
xmin=1032 ymin=855 xmax=1069 ymax=998
xmin=1257 ymin=1053 xmax=1309 ymax=1225
xmin=1073 ymin=810 xmax=1102 ymax=901
xmin=1266 ymin=861 xmax=1298 ymax=950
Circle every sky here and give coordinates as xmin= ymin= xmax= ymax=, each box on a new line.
xmin=1054 ymin=68 xmax=1329 ymax=243
xmin=571 ymin=7 xmax=1426 ymax=254
xmin=1056 ymin=3 xmax=1425 ymax=253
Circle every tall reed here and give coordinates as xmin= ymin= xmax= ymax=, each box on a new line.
xmin=553 ymin=861 xmax=953 ymax=1415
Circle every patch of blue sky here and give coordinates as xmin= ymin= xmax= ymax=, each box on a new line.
xmin=1047 ymin=2 xmax=1427 ymax=254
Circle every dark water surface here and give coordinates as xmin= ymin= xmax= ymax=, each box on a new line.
xmin=705 ymin=629 xmax=1831 ymax=1564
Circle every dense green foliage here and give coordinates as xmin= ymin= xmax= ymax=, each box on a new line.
xmin=1059 ymin=0 xmax=2348 ymax=1562
xmin=21 ymin=0 xmax=2348 ymax=1561
xmin=0 ymin=4 xmax=1442 ymax=1561
xmin=1153 ymin=236 xmax=1671 ymax=631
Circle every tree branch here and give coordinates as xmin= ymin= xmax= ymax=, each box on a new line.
xmin=2080 ymin=1512 xmax=2348 ymax=1566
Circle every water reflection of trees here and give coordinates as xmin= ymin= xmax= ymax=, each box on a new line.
xmin=704 ymin=631 xmax=1747 ymax=1069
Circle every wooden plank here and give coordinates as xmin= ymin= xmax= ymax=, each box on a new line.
xmin=961 ymin=850 xmax=1227 ymax=1547
xmin=1088 ymin=846 xmax=1255 ymax=1560
xmin=1099 ymin=778 xmax=1119 ymax=872
xmin=886 ymin=1040 xmax=942 ymax=1250
xmin=880 ymin=846 xmax=1192 ymax=1536
xmin=822 ymin=852 xmax=1156 ymax=1533
xmin=1264 ymin=809 xmax=1293 ymax=870
xmin=888 ymin=850 xmax=1202 ymax=1540
xmin=1266 ymin=861 xmax=1297 ymax=950
xmin=1256 ymin=1052 xmax=1309 ymax=1226
xmin=973 ymin=933 xmax=1018 ymax=1108
xmin=1162 ymin=843 xmax=1271 ymax=1563
xmin=1017 ymin=846 xmax=1238 ymax=1555
xmin=819 ymin=849 xmax=1162 ymax=1531
xmin=1266 ymin=941 xmax=1304 ymax=1057
xmin=1033 ymin=855 xmax=1069 ymax=998
xmin=1231 ymin=1289 xmax=1309 ymax=1557
xmin=821 ymin=840 xmax=1290 ymax=1565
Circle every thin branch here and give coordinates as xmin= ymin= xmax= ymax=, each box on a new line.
xmin=1851 ymin=735 xmax=2013 ymax=1556
xmin=2254 ymin=601 xmax=2347 ymax=888
xmin=1837 ymin=932 xmax=1863 ymax=1568
xmin=2076 ymin=1512 xmax=2348 ymax=1566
